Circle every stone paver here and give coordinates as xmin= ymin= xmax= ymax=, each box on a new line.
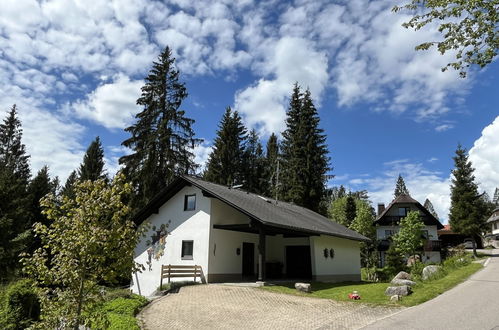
xmin=138 ymin=284 xmax=402 ymax=330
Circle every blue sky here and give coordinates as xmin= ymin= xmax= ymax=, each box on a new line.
xmin=1 ymin=0 xmax=498 ymax=223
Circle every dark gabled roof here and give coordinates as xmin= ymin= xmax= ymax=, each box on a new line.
xmin=134 ymin=175 xmax=369 ymax=242
xmin=375 ymin=194 xmax=444 ymax=229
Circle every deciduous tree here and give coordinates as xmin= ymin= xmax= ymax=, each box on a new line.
xmin=392 ymin=210 xmax=425 ymax=261
xmin=21 ymin=174 xmax=143 ymax=329
xmin=393 ymin=0 xmax=499 ymax=77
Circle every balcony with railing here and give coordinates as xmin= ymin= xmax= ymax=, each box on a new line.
xmin=377 ymin=239 xmax=442 ymax=252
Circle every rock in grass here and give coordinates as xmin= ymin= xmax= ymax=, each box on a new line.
xmin=391 ymin=279 xmax=416 ymax=286
xmin=385 ymin=285 xmax=412 ymax=296
xmin=422 ymin=265 xmax=441 ymax=280
xmin=295 ymin=283 xmax=311 ymax=293
xmin=390 ymin=295 xmax=402 ymax=302
xmin=393 ymin=271 xmax=412 ymax=281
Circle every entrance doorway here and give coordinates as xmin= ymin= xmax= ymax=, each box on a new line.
xmin=286 ymin=245 xmax=312 ymax=279
xmin=242 ymin=242 xmax=255 ymax=277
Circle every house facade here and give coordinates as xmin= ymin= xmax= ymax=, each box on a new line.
xmin=375 ymin=194 xmax=444 ymax=266
xmin=132 ymin=175 xmax=368 ymax=297
xmin=485 ymin=207 xmax=499 ymax=248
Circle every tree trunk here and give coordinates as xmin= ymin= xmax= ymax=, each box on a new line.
xmin=472 ymin=238 xmax=477 ymax=258
xmin=74 ymin=277 xmax=85 ymax=330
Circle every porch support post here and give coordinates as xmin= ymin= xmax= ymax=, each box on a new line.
xmin=258 ymin=225 xmax=266 ymax=281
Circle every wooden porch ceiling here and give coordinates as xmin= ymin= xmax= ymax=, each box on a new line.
xmin=212 ymin=223 xmax=318 ymax=238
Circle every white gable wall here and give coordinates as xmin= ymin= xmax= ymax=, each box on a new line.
xmin=311 ymin=235 xmax=361 ymax=282
xmin=131 ymin=186 xmax=211 ymax=297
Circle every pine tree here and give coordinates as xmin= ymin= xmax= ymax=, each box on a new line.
xmin=79 ymin=136 xmax=106 ymax=182
xmin=61 ymin=170 xmax=78 ymax=200
xmin=423 ymin=198 xmax=439 ymax=219
xmin=280 ymin=85 xmax=330 ymax=213
xmin=0 ymin=105 xmax=31 ymax=279
xmin=394 ymin=174 xmax=410 ymax=197
xmin=242 ymin=129 xmax=266 ymax=194
xmin=265 ymin=133 xmax=279 ymax=198
xmin=27 ymin=165 xmax=58 ymax=252
xmin=120 ymin=47 xmax=201 ymax=211
xmin=345 ymin=194 xmax=357 ymax=225
xmin=204 ymin=107 xmax=247 ymax=186
xmin=449 ymin=145 xmax=489 ymax=257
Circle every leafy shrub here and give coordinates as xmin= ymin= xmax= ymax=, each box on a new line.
xmin=91 ymin=294 xmax=148 ymax=330
xmin=0 ymin=279 xmax=40 ymax=330
xmin=443 ymin=254 xmax=471 ymax=270
xmin=409 ymin=261 xmax=426 ymax=281
xmin=103 ymin=288 xmax=134 ymax=301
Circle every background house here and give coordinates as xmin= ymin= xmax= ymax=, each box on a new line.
xmin=131 ymin=175 xmax=368 ymax=297
xmin=374 ymin=194 xmax=444 ymax=266
xmin=485 ymin=207 xmax=499 ymax=248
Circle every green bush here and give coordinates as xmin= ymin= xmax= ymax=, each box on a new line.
xmin=409 ymin=261 xmax=426 ymax=281
xmin=91 ymin=294 xmax=148 ymax=330
xmin=159 ymin=280 xmax=198 ymax=292
xmin=102 ymin=288 xmax=134 ymax=301
xmin=0 ymin=279 xmax=40 ymax=330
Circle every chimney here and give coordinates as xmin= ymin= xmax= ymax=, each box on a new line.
xmin=377 ymin=203 xmax=385 ymax=216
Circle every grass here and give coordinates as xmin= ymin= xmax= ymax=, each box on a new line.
xmin=261 ymin=262 xmax=483 ymax=307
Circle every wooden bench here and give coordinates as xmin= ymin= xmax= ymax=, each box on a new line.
xmin=160 ymin=265 xmax=203 ymax=289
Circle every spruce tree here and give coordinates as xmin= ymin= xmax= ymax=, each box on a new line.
xmin=79 ymin=136 xmax=106 ymax=182
xmin=345 ymin=194 xmax=357 ymax=225
xmin=120 ymin=47 xmax=201 ymax=210
xmin=0 ymin=105 xmax=31 ymax=278
xmin=242 ymin=129 xmax=266 ymax=194
xmin=280 ymin=85 xmax=330 ymax=213
xmin=204 ymin=107 xmax=247 ymax=186
xmin=27 ymin=165 xmax=58 ymax=252
xmin=449 ymin=145 xmax=489 ymax=257
xmin=394 ymin=174 xmax=410 ymax=198
xmin=61 ymin=170 xmax=78 ymax=200
xmin=265 ymin=133 xmax=279 ymax=198
xmin=424 ymin=198 xmax=439 ymax=219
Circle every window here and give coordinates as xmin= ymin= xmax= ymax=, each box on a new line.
xmin=385 ymin=230 xmax=394 ymax=238
xmin=181 ymin=240 xmax=193 ymax=260
xmin=421 ymin=230 xmax=429 ymax=239
xmin=184 ymin=194 xmax=196 ymax=211
xmin=398 ymin=207 xmax=410 ymax=217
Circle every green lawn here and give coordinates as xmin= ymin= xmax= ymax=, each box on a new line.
xmin=261 ymin=262 xmax=483 ymax=307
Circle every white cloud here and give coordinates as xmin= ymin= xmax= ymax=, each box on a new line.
xmin=435 ymin=124 xmax=454 ymax=132
xmin=469 ymin=116 xmax=499 ymax=196
xmin=192 ymin=140 xmax=212 ymax=173
xmin=234 ymin=37 xmax=328 ymax=136
xmin=71 ymin=74 xmax=143 ymax=129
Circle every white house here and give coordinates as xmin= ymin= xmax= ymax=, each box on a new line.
xmin=131 ymin=175 xmax=369 ymax=297
xmin=375 ymin=194 xmax=444 ymax=266
xmin=485 ymin=207 xmax=499 ymax=248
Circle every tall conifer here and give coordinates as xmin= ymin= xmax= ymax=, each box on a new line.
xmin=423 ymin=198 xmax=439 ymax=219
xmin=61 ymin=170 xmax=78 ymax=200
xmin=242 ymin=129 xmax=266 ymax=194
xmin=280 ymin=85 xmax=330 ymax=213
xmin=394 ymin=174 xmax=410 ymax=197
xmin=204 ymin=107 xmax=247 ymax=186
xmin=449 ymin=145 xmax=488 ymax=257
xmin=120 ymin=47 xmax=201 ymax=210
xmin=79 ymin=136 xmax=106 ymax=182
xmin=0 ymin=105 xmax=31 ymax=278
xmin=265 ymin=133 xmax=279 ymax=198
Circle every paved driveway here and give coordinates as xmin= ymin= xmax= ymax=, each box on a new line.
xmin=138 ymin=284 xmax=401 ymax=329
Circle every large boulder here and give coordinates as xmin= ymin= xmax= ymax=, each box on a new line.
xmin=391 ymin=279 xmax=416 ymax=286
xmin=390 ymin=295 xmax=402 ymax=302
xmin=393 ymin=271 xmax=412 ymax=280
xmin=295 ymin=282 xmax=311 ymax=293
xmin=385 ymin=285 xmax=412 ymax=296
xmin=422 ymin=265 xmax=441 ymax=281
